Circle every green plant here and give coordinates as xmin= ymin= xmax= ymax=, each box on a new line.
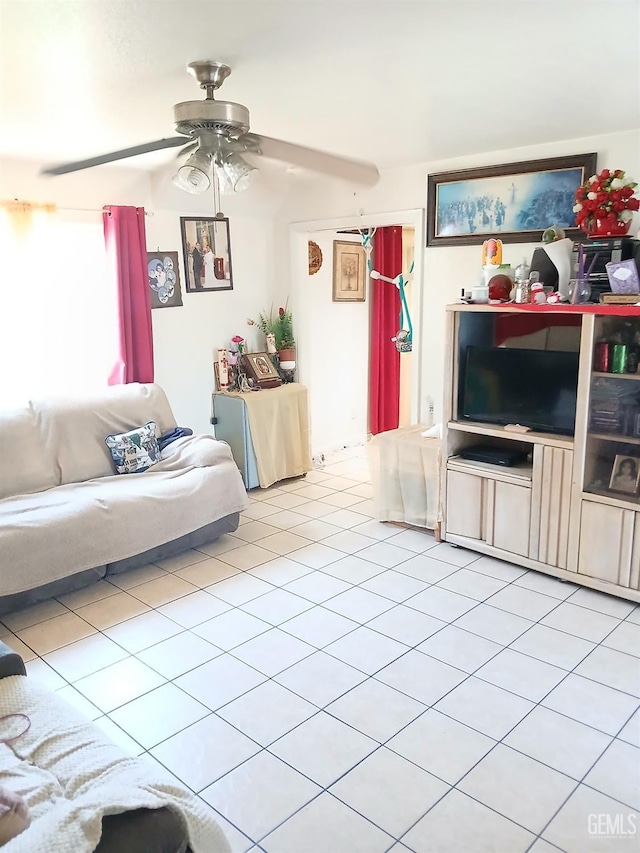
xmin=255 ymin=304 xmax=295 ymax=350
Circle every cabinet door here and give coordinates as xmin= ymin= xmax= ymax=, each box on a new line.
xmin=491 ymin=480 xmax=531 ymax=558
xmin=446 ymin=470 xmax=532 ymax=555
xmin=578 ymin=501 xmax=634 ymax=587
xmin=446 ymin=470 xmax=483 ymax=540
xmin=530 ymin=446 xmax=573 ymax=569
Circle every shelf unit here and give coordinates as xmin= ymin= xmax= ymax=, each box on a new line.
xmin=592 ymin=371 xmax=640 ymax=381
xmin=442 ymin=304 xmax=640 ymax=603
xmin=589 ymin=433 xmax=640 ymax=446
xmin=448 ymin=420 xmax=574 ymax=450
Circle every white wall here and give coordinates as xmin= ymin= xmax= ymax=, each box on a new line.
xmin=298 ymin=232 xmax=369 ymax=454
xmin=1 ymin=157 xmax=282 ymax=434
xmin=146 ymin=169 xmax=288 ymax=433
xmin=5 ymin=128 xmax=639 ymax=442
xmin=280 ymin=130 xmax=640 ymax=427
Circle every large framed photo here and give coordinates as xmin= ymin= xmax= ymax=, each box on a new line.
xmin=608 ymin=454 xmax=640 ymax=496
xmin=426 ymin=153 xmax=597 ymax=247
xmin=147 ymin=251 xmax=183 ymax=309
xmin=333 ymin=240 xmax=366 ymax=302
xmin=180 ymin=216 xmax=233 ymax=292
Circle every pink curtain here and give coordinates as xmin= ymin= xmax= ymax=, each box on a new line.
xmin=369 ymin=226 xmax=402 ymax=434
xmin=103 ymin=205 xmax=154 ymax=384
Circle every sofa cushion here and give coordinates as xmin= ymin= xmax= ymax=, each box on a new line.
xmin=32 ymin=383 xmax=177 ymax=486
xmin=0 ymin=404 xmax=58 ymax=501
xmin=105 ymin=421 xmax=161 ymax=474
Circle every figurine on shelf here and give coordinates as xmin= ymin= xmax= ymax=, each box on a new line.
xmin=531 ymin=282 xmax=546 ymax=304
xmin=217 ymin=348 xmax=230 ymax=390
xmin=482 ymin=238 xmax=503 ymax=267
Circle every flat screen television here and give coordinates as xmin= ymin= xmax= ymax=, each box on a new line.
xmin=460 ymin=346 xmax=580 ymax=435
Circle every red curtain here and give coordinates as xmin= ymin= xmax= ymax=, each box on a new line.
xmin=369 ymin=226 xmax=402 ymax=434
xmin=103 ymin=205 xmax=154 ymax=385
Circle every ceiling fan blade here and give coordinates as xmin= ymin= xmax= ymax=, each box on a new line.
xmin=41 ymin=137 xmax=189 ymax=176
xmin=245 ymin=133 xmax=379 ymax=186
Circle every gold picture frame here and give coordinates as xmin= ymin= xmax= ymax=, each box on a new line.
xmin=241 ymin=353 xmax=282 ymax=388
xmin=333 ymin=240 xmax=366 ymax=302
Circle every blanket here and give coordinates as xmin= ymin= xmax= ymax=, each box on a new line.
xmin=367 ymin=427 xmax=441 ymax=529
xmin=0 ymin=677 xmax=230 ymax=853
xmin=0 ymin=434 xmax=249 ymax=597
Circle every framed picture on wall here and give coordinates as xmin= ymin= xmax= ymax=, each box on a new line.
xmin=426 ymin=152 xmax=597 ymax=247
xmin=333 ymin=240 xmax=366 ymax=302
xmin=146 ymin=251 xmax=183 ymax=309
xmin=180 ymin=216 xmax=233 ymax=292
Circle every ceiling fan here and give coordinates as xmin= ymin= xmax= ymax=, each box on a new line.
xmin=41 ymin=60 xmax=380 ymax=193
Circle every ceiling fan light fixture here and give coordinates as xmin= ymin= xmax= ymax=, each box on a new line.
xmin=222 ymin=152 xmax=256 ymax=193
xmin=172 ymin=150 xmax=212 ymax=194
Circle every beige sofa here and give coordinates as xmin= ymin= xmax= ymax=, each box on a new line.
xmin=0 ymin=383 xmax=248 ymax=613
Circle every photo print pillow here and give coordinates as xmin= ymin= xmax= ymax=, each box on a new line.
xmin=105 ymin=421 xmax=161 ymax=474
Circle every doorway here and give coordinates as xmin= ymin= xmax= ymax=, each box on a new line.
xmin=289 ymin=209 xmax=424 ymax=457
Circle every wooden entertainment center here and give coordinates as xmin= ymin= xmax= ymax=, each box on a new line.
xmin=442 ymin=303 xmax=640 ymax=603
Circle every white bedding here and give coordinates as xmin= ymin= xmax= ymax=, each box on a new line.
xmin=0 ymin=676 xmax=231 ymax=853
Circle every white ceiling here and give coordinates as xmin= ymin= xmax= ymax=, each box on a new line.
xmin=1 ymin=0 xmax=639 ymax=175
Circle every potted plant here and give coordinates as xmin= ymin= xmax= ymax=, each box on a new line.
xmin=254 ymin=304 xmax=295 ymax=362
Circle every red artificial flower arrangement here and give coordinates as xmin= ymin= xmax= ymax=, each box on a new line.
xmin=574 ymin=168 xmax=638 ymax=236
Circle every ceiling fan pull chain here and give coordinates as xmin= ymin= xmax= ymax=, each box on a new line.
xmin=212 ymin=166 xmax=224 ymax=218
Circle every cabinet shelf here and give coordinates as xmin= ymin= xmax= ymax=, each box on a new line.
xmin=448 ymin=456 xmax=533 ymax=483
xmin=448 ymin=421 xmax=574 ymax=450
xmin=588 ymin=432 xmax=640 ymax=446
xmin=582 ymin=489 xmax=640 ymax=510
xmin=592 ymin=371 xmax=640 ymax=381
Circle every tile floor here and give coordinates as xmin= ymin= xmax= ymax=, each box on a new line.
xmin=2 ymin=451 xmax=640 ymax=852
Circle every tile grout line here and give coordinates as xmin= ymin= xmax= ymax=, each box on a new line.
xmin=391 ymin=580 xmax=640 ymax=851
xmin=152 ymin=562 xmax=626 ymax=847
xmin=17 ymin=542 xmax=640 ymax=756
xmin=4 ymin=472 xmax=639 ymax=851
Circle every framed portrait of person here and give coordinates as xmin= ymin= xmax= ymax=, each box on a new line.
xmin=180 ymin=216 xmax=233 ymax=293
xmin=608 ymin=454 xmax=640 ymax=496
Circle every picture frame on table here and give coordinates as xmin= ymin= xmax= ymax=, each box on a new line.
xmin=333 ymin=240 xmax=367 ymax=302
xmin=241 ymin=352 xmax=282 ymax=388
xmin=180 ymin=216 xmax=233 ymax=293
xmin=608 ymin=453 xmax=640 ymax=496
xmin=426 ymin=152 xmax=597 ymax=247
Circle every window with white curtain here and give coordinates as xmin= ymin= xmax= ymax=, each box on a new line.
xmin=0 ymin=206 xmax=115 ymax=404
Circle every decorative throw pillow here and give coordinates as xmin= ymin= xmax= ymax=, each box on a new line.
xmin=105 ymin=421 xmax=161 ymax=474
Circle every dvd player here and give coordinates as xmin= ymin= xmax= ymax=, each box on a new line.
xmin=460 ymin=445 xmax=528 ymax=467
